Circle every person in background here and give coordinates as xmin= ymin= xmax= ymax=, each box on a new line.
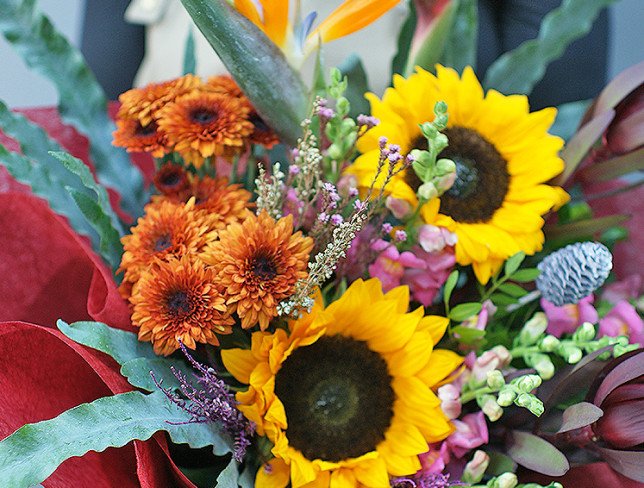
xmin=81 ymin=0 xmax=609 ymax=109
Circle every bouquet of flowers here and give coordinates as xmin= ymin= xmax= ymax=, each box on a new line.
xmin=0 ymin=0 xmax=642 ymax=487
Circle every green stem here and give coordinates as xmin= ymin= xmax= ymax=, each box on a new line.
xmin=461 ymin=386 xmax=494 ymax=404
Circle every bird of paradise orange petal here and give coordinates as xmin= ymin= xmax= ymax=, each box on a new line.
xmin=233 ymin=0 xmax=401 ymax=65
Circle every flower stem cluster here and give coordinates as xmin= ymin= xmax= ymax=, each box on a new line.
xmin=254 ymin=162 xmax=285 ymax=219
xmin=409 ymin=102 xmax=456 ymax=201
xmin=511 ymin=314 xmax=639 ymax=376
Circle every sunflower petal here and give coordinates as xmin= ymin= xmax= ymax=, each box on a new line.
xmin=221 ymin=348 xmax=256 ymax=383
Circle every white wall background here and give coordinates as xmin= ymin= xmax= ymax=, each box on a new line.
xmin=0 ymin=0 xmax=642 ymax=108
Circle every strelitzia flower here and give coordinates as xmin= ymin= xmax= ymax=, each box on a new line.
xmin=233 ymin=0 xmax=401 ymax=66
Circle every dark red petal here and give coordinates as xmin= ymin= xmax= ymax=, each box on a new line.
xmin=595 ymin=399 xmax=644 ymax=449
xmin=0 ymin=193 xmax=133 ymax=331
xmin=603 ymin=382 xmax=644 ymax=407
xmin=593 ymin=350 xmax=644 ymax=406
xmin=0 ymin=321 xmax=138 ymax=487
xmin=0 ymin=321 xmax=196 ymax=487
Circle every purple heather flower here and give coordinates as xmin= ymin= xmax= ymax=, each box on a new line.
xmin=379 ymin=136 xmax=388 ymax=149
xmin=357 ymin=114 xmax=379 ymax=128
xmin=382 ymin=222 xmax=394 ymax=234
xmin=541 ymin=295 xmax=599 ymax=337
xmin=318 ymin=212 xmax=329 ymax=223
xmin=391 ymin=472 xmax=458 ymax=488
xmin=153 ymin=343 xmax=254 ymax=462
xmin=288 ymin=165 xmax=300 ymax=175
xmin=354 ymin=199 xmax=366 ymax=211
xmin=395 ymin=230 xmax=408 ymax=242
xmin=348 ymin=186 xmax=359 ymax=198
xmin=330 ymin=214 xmax=343 ymax=226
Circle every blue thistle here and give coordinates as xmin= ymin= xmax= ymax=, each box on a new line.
xmin=537 ymin=242 xmax=612 ymax=306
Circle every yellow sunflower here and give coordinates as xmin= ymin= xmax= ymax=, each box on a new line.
xmin=347 ymin=66 xmax=569 ymax=283
xmin=221 ymin=278 xmax=463 ymax=488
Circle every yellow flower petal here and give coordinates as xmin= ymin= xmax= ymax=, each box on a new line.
xmin=256 ymin=458 xmax=291 ymax=488
xmin=221 ymin=348 xmax=256 ymax=383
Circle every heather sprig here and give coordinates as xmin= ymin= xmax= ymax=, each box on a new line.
xmin=152 ymin=343 xmax=254 ymax=461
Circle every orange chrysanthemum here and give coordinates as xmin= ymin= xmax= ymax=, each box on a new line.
xmin=118 ymin=199 xmax=215 ymax=296
xmin=112 ymin=118 xmax=168 ymax=157
xmin=118 ymin=74 xmax=201 ymax=126
xmin=204 ymin=75 xmax=279 ymax=148
xmin=152 ymin=173 xmax=252 ymax=231
xmin=202 ymin=211 xmax=313 ymax=330
xmin=131 ymin=256 xmax=234 ymax=355
xmin=203 ymin=75 xmax=245 ymax=98
xmin=157 ymin=91 xmax=253 ymax=167
xmin=248 ymin=110 xmax=280 ymax=149
xmin=153 ymin=163 xmax=191 ymax=196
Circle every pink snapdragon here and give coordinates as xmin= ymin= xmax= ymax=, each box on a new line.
xmin=599 ymin=300 xmax=644 ymax=343
xmin=541 ymin=295 xmax=599 ymax=337
xmin=601 ymin=275 xmax=641 ymax=304
xmin=446 ymin=412 xmax=489 ymax=458
xmin=368 ymin=240 xmax=425 ymax=291
xmin=402 ymin=246 xmax=456 ymax=306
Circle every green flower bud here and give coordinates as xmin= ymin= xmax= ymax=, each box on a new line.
xmin=557 ymin=344 xmax=583 ymax=363
xmin=515 ymin=392 xmax=533 ymax=408
xmin=539 ymin=334 xmax=560 ymax=352
xmin=487 ymin=370 xmax=506 ymax=390
xmin=527 ymin=353 xmax=555 ymax=380
xmin=434 ymin=100 xmax=448 ymax=115
xmin=435 ymin=157 xmax=456 ymax=175
xmin=420 ymin=122 xmax=438 ymax=139
xmin=573 ymin=321 xmax=596 ymax=342
xmin=336 ymin=97 xmax=350 ymax=117
xmin=614 ymin=343 xmax=640 ymax=357
xmin=497 ymin=387 xmax=517 ymax=407
xmin=491 ymin=472 xmax=518 ymax=488
xmin=480 ymin=394 xmax=503 ymax=422
xmin=326 ymin=144 xmax=342 ymax=160
xmin=514 ymin=374 xmax=542 ymax=393
xmin=462 ymin=450 xmax=489 ymax=483
xmin=519 ymin=312 xmax=548 ymax=346
xmin=418 ymin=182 xmax=438 ymax=200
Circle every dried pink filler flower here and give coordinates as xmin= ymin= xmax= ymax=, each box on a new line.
xmin=541 ymin=295 xmax=599 ymax=337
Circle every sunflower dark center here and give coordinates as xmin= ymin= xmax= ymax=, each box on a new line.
xmin=405 ymin=126 xmax=510 ymax=223
xmin=154 ymin=233 xmax=172 ymax=252
xmin=190 ymin=108 xmax=218 ymax=124
xmin=251 ymin=253 xmax=277 ymax=280
xmin=274 ymin=335 xmax=395 ymax=462
xmin=166 ymin=290 xmax=193 ymax=316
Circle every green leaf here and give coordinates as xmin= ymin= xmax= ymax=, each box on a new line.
xmin=443 ymin=270 xmax=459 ymax=305
xmin=0 ymin=0 xmax=148 ymax=218
xmin=0 ymin=102 xmax=99 ymax=242
xmin=483 ymin=0 xmax=616 ymax=95
xmin=338 ymin=54 xmax=371 ymax=119
xmin=506 ymin=430 xmax=569 ymax=476
xmin=407 ymin=0 xmax=458 ymax=75
xmin=449 ymin=302 xmax=482 ymax=321
xmin=510 ymin=268 xmax=541 ymax=283
xmin=490 ymin=293 xmax=518 ymax=306
xmin=555 ymin=109 xmax=615 ymax=186
xmin=180 ymin=0 xmax=308 ymax=146
xmin=498 ymin=283 xmax=528 ymax=298
xmin=57 ymin=320 xmax=192 ymax=392
xmin=391 ymin=0 xmax=416 ymax=76
xmin=451 ymin=325 xmax=485 ymax=342
xmin=66 ymin=188 xmax=123 ymax=270
xmin=216 ymin=458 xmax=240 ymax=488
xmin=550 ymin=99 xmax=592 ymax=141
xmin=0 ymin=143 xmax=97 ymax=243
xmin=0 ymin=391 xmax=232 ymax=487
xmin=440 ymin=0 xmax=478 ymax=72
xmin=557 ymin=402 xmax=603 ymax=433
xmin=504 ymin=252 xmax=526 ymax=277
xmin=546 ymin=214 xmax=630 ymax=241
xmin=182 ymin=29 xmax=196 ymax=75
xmin=579 ymin=148 xmax=644 ymax=182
